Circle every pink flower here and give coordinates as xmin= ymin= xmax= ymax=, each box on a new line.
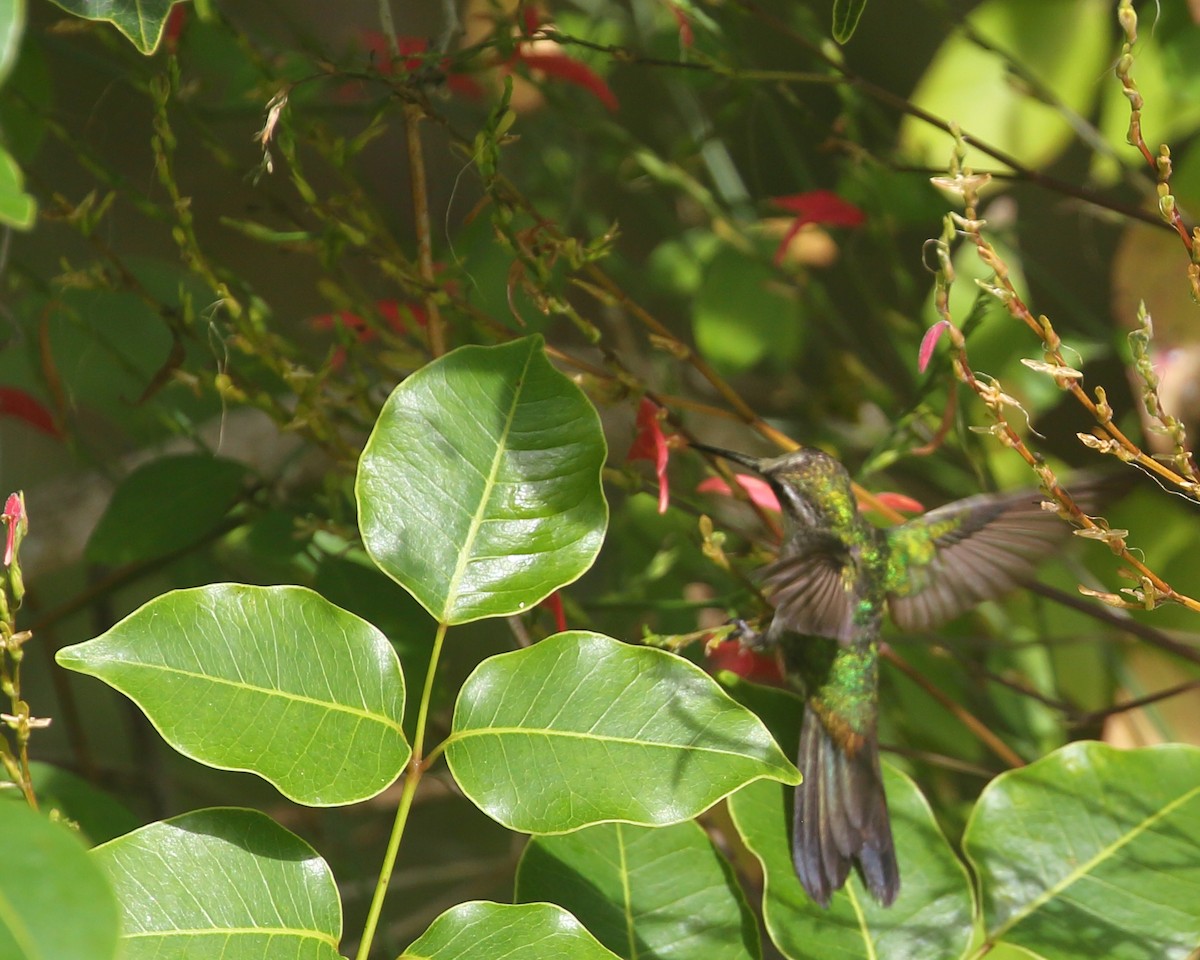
xmin=3 ymin=493 xmax=24 ymax=567
xmin=706 ymin=639 xmax=784 ymax=685
xmin=696 ymin=474 xmax=780 ymax=512
xmin=627 ymin=397 xmax=670 ymax=513
xmin=918 ymin=320 xmax=951 ymax=373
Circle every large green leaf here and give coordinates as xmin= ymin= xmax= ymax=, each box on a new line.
xmin=400 ymin=901 xmax=620 ymax=960
xmin=516 ymin=820 xmax=761 ymax=960
xmin=446 ymin=631 xmax=799 ymax=833
xmin=92 ymin=808 xmax=341 ymax=959
xmin=44 ymin=0 xmax=177 ymax=54
xmin=56 ymin=583 xmax=409 ymax=806
xmin=86 ymin=454 xmax=250 ymax=566
xmin=964 ymin=741 xmax=1200 ymax=959
xmin=899 ymin=0 xmax=1110 ymax=170
xmin=0 ymin=803 xmax=120 ymax=960
xmin=356 ymin=335 xmax=608 ymax=625
xmin=728 ymin=769 xmax=973 ymax=960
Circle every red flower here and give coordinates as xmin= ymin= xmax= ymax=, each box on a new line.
xmin=0 ymin=388 xmax=60 ymax=438
xmin=360 ymin=33 xmax=484 ymax=98
xmin=769 ymin=190 xmax=865 ymax=266
xmin=628 ymin=397 xmax=670 ymax=513
xmin=918 ymin=320 xmax=951 ymax=373
xmin=706 ymin=639 xmax=785 ymax=685
xmin=511 ymin=45 xmax=619 ymax=112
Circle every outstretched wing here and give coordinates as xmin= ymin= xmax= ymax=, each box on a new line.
xmin=885 ymin=484 xmax=1092 ymax=632
xmin=761 ymin=532 xmax=857 ymax=643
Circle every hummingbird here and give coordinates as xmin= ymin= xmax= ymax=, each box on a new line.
xmin=694 ymin=443 xmax=1098 ymax=908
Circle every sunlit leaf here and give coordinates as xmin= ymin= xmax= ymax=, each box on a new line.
xmin=965 ymin=741 xmax=1200 ymax=959
xmin=446 ymin=631 xmax=799 ymax=833
xmin=400 ymin=901 xmax=620 ymax=960
xmin=517 ymin=820 xmax=761 ymax=960
xmin=56 ymin=584 xmax=409 ymax=806
xmin=357 ymin=335 xmax=607 ymax=625
xmin=92 ymin=808 xmax=342 ymax=959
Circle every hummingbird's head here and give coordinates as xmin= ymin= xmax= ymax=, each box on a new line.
xmin=692 ymin=443 xmax=855 ymax=528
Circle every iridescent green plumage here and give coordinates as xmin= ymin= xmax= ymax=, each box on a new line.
xmin=695 ymin=443 xmax=1095 ymax=908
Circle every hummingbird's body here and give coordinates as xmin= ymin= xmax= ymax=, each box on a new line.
xmin=695 ymin=443 xmax=1096 ymax=908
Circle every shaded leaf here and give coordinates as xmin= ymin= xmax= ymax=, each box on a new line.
xmin=400 ymin=901 xmax=620 ymax=960
xmin=516 ymin=820 xmax=761 ymax=960
xmin=965 ymin=741 xmax=1200 ymax=960
xmin=86 ymin=454 xmax=249 ymax=566
xmin=0 ymin=803 xmax=120 ymax=960
xmin=832 ymin=0 xmax=868 ymax=43
xmin=92 ymin=808 xmax=341 ymax=959
xmin=44 ymin=0 xmax=178 ymax=54
xmin=56 ymin=583 xmax=408 ymax=806
xmin=729 ymin=769 xmax=973 ymax=959
xmin=447 ymin=631 xmax=799 ymax=833
xmin=357 ymin=335 xmax=607 ymax=625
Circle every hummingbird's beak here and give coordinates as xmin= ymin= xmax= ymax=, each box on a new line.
xmin=690 ymin=442 xmax=765 ymax=473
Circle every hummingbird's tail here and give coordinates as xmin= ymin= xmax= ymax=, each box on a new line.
xmin=793 ymin=704 xmax=899 ymax=907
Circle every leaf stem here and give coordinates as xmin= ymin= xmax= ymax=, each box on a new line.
xmin=355 ymin=618 xmax=449 ymax=960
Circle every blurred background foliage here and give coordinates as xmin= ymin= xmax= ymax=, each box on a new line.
xmin=2 ymin=0 xmax=1200 ymax=953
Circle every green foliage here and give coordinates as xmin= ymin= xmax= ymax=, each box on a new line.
xmin=5 ymin=1 xmax=1200 ymax=959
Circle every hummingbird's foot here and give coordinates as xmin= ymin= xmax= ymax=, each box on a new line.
xmin=729 ymin=617 xmax=771 ymax=651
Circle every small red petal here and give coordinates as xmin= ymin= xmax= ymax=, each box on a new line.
xmin=541 ymin=591 xmax=567 ymax=633
xmin=513 ymin=49 xmax=619 ymax=112
xmin=866 ymin=491 xmax=925 ymax=514
xmin=3 ymin=493 xmax=22 ymax=566
xmin=0 ymin=388 xmax=60 ymax=438
xmin=666 ymin=2 xmax=694 ymax=47
xmin=769 ymin=190 xmax=865 ymax=227
xmin=697 ymin=474 xmax=781 ymax=512
xmin=918 ymin=320 xmax=951 ymax=373
xmin=628 ymin=397 xmax=671 ymax=513
xmin=163 ymin=4 xmax=188 ymax=53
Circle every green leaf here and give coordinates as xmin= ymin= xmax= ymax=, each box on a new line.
xmin=4 ymin=762 xmax=141 ymax=844
xmin=729 ymin=769 xmax=973 ymax=959
xmin=899 ymin=0 xmax=1110 ymax=170
xmin=0 ymin=145 xmax=35 ymax=229
xmin=516 ymin=820 xmax=761 ymax=960
xmin=0 ymin=0 xmax=24 ymax=87
xmin=446 ymin=631 xmax=799 ymax=834
xmin=86 ymin=454 xmax=250 ymax=566
xmin=92 ymin=808 xmax=342 ymax=959
xmin=43 ymin=0 xmax=178 ymax=54
xmin=693 ymin=245 xmax=801 ymax=373
xmin=964 ymin=741 xmax=1200 ymax=959
xmin=400 ymin=901 xmax=620 ymax=960
xmin=56 ymin=583 xmax=409 ymax=806
xmin=832 ymin=0 xmax=867 ymax=43
xmin=356 ymin=335 xmax=608 ymax=625
xmin=0 ymin=803 xmax=120 ymax=960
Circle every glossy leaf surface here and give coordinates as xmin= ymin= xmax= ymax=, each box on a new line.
xmin=447 ymin=631 xmax=798 ymax=833
xmin=56 ymin=583 xmax=408 ymax=806
xmin=357 ymin=335 xmax=607 ymax=625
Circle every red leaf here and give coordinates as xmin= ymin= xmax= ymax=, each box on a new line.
xmin=706 ymin=639 xmax=785 ymax=685
xmin=512 ymin=47 xmax=619 ymax=112
xmin=696 ymin=474 xmax=780 ymax=512
xmin=540 ymin=591 xmax=567 ymax=633
xmin=628 ymin=397 xmax=670 ymax=513
xmin=0 ymin=388 xmax=60 ymax=438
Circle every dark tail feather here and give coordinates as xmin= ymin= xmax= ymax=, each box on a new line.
xmin=792 ymin=704 xmax=900 ymax=907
